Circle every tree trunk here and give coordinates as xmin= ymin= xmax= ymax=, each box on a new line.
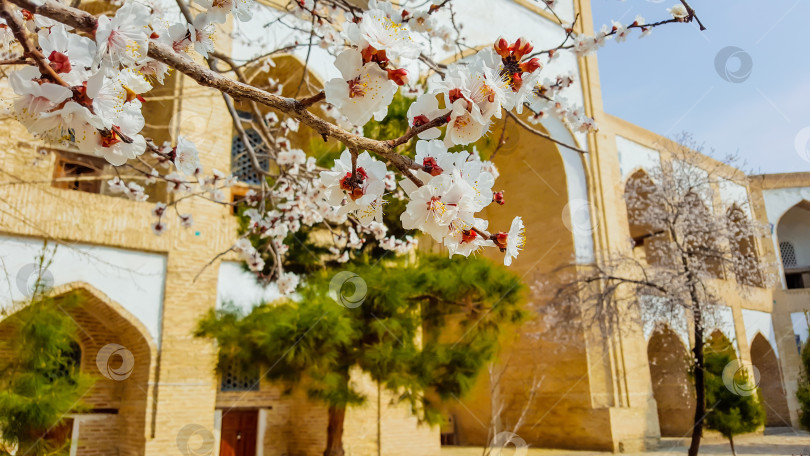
xmin=728 ymin=435 xmax=736 ymax=456
xmin=323 ymin=404 xmax=347 ymax=456
xmin=688 ymin=302 xmax=705 ymax=456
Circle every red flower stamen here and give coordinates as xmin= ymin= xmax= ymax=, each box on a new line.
xmin=347 ymin=78 xmax=365 ymax=98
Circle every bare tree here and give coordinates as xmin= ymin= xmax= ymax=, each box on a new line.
xmin=543 ymin=134 xmax=774 ymax=456
xmin=482 ymin=357 xmax=542 ymax=456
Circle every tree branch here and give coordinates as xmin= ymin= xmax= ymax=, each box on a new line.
xmin=0 ymin=0 xmax=69 ymax=87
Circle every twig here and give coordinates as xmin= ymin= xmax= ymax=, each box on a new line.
xmin=679 ymin=0 xmax=706 ymax=31
xmin=505 ymin=110 xmax=587 ymax=155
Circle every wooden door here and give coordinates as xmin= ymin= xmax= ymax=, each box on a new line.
xmin=219 ymin=410 xmax=258 ymax=456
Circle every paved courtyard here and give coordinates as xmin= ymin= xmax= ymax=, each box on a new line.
xmin=441 ymin=428 xmax=810 ymax=456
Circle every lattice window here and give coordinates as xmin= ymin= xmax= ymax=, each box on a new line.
xmin=220 ymin=362 xmax=259 ymax=392
xmin=780 ymin=241 xmax=797 ymax=268
xmin=231 ymin=129 xmax=270 ymax=185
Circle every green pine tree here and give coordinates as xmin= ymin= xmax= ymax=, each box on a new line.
xmin=0 ymin=292 xmax=95 ymax=455
xmin=704 ymin=332 xmax=765 ymax=456
xmin=196 ymin=255 xmax=525 ymax=456
xmin=795 ymin=328 xmax=810 ymax=430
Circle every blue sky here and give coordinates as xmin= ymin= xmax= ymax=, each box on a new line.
xmin=590 ymin=0 xmax=810 ymax=175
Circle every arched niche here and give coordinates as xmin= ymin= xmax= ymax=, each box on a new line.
xmin=480 ymin=112 xmax=586 ymax=272
xmin=682 ymin=191 xmax=724 ymax=279
xmin=776 ymin=200 xmax=810 ymax=289
xmin=727 ymin=204 xmax=763 ymax=287
xmin=647 ymin=324 xmax=695 ymax=437
xmin=0 ymin=283 xmax=156 ymax=456
xmin=446 ymin=106 xmax=596 ymax=449
xmin=749 ymin=333 xmax=791 ymax=427
xmin=624 ymin=169 xmax=668 ymax=266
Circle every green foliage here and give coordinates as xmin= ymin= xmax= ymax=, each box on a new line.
xmin=796 ymin=328 xmax=810 ymax=430
xmin=704 ymin=332 xmax=765 ymax=441
xmin=195 ymin=254 xmax=525 ymax=425
xmin=0 ymin=293 xmax=94 ymax=456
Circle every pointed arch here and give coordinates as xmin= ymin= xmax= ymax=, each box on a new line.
xmin=647 ymin=324 xmax=695 ymax=437
xmin=750 ymin=333 xmax=791 ymax=427
xmin=0 ymin=282 xmax=156 ymax=455
xmin=624 ymin=169 xmax=671 ymax=268
xmin=624 ymin=169 xmax=659 ymax=242
xmin=727 ymin=204 xmax=763 ymax=287
xmin=681 ymin=191 xmax=724 ymax=278
xmin=775 ymin=200 xmax=810 ymax=289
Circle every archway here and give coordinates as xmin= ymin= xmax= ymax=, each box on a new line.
xmin=776 ymin=200 xmax=810 ymax=289
xmin=749 ymin=333 xmax=791 ymax=427
xmin=728 ymin=205 xmax=763 ymax=287
xmin=647 ymin=325 xmax=695 ymax=436
xmin=0 ymin=283 xmax=155 ymax=456
xmin=624 ymin=170 xmax=670 ymax=267
xmin=442 ymin=113 xmax=597 ymax=448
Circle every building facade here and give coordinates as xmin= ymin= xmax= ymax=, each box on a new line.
xmin=0 ymin=0 xmax=808 ymax=455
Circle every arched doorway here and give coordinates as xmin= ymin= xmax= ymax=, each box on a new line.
xmin=749 ymin=333 xmax=790 ymax=427
xmin=647 ymin=325 xmax=695 ymax=436
xmin=0 ymin=283 xmax=155 ymax=456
